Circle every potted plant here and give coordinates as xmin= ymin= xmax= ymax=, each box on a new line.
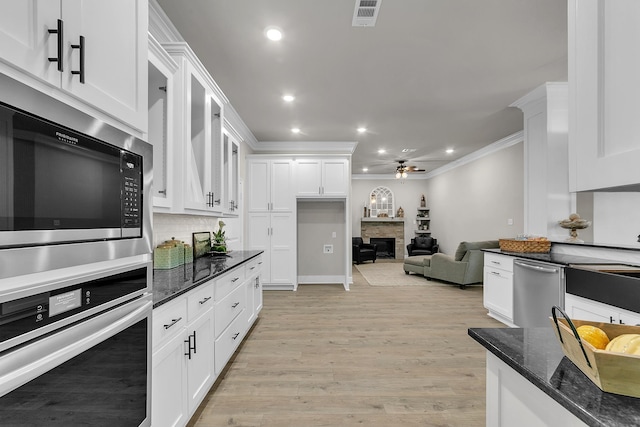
xmin=211 ymin=220 xmax=227 ymax=253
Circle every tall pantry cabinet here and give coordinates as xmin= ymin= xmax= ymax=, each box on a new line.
xmin=246 ymin=158 xmax=296 ymax=290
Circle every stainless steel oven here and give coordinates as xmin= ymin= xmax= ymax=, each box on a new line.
xmin=0 ymin=73 xmax=153 ymax=426
xmin=0 ymin=260 xmax=152 ymax=426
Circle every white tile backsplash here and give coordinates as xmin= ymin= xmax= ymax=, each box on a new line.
xmin=153 ymin=213 xmax=220 ymax=248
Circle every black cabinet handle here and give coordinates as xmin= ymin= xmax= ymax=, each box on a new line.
xmin=184 ymin=331 xmax=197 ymax=359
xmin=70 ymin=35 xmax=85 ymax=83
xmin=232 ymin=302 xmax=240 ymax=308
xmin=163 ymin=317 xmax=182 ymax=330
xmin=47 ymin=19 xmax=63 ymax=71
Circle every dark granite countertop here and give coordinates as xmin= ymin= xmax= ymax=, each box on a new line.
xmin=483 ymin=248 xmax=615 ymax=266
xmin=152 ymin=250 xmax=262 ymax=308
xmin=469 ymin=327 xmax=640 ymax=427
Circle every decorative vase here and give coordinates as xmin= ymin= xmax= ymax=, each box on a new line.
xmin=420 ymin=195 xmax=426 ymax=207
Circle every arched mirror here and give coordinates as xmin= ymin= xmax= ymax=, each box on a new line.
xmin=369 ymin=186 xmax=394 ymax=218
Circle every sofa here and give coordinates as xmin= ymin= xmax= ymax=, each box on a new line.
xmin=404 ymin=240 xmax=499 ymax=289
xmin=406 ymin=236 xmax=438 ymax=256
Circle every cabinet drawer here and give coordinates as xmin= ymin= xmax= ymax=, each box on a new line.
xmin=215 ymin=309 xmax=247 ymax=374
xmin=153 ymin=299 xmax=187 ymax=350
xmin=245 ymin=256 xmax=262 ymax=278
xmin=215 ymin=284 xmax=246 ymax=338
xmin=187 ymin=282 xmax=214 ymax=322
xmin=484 ymin=253 xmax=514 ymax=273
xmin=215 ymin=267 xmax=245 ymax=301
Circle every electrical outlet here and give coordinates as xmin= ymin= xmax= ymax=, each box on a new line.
xmin=507 ymin=218 xmax=514 ymax=225
xmin=323 ymin=244 xmax=333 ymax=254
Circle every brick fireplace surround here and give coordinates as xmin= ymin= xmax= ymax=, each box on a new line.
xmin=360 ymin=218 xmax=404 ymax=260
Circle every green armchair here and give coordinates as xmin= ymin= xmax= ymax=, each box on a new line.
xmin=426 ymin=240 xmax=499 ymax=289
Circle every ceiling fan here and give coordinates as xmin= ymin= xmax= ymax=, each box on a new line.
xmin=395 ymin=160 xmax=425 ymax=178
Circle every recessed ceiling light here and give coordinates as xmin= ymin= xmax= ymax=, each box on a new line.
xmin=291 ymin=127 xmax=300 ymax=134
xmin=282 ymin=94 xmax=295 ymax=102
xmin=378 ymin=149 xmax=386 ymax=154
xmin=446 ymin=148 xmax=454 ymax=154
xmin=362 ymin=167 xmax=368 ymax=172
xmin=357 ymin=127 xmax=367 ymax=133
xmin=265 ymin=27 xmax=283 ymax=41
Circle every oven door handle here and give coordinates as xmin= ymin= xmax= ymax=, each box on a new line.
xmin=0 ymin=296 xmax=151 ymax=396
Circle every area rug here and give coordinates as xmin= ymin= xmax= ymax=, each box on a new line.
xmin=354 ymin=261 xmax=445 ymax=287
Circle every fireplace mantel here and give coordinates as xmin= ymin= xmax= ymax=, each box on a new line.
xmin=361 ymin=217 xmax=404 ymax=223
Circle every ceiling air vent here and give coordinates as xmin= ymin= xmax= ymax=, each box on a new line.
xmin=352 ymin=0 xmax=382 ymax=27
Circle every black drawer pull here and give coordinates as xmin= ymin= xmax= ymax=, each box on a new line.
xmin=164 ymin=317 xmax=182 ymax=330
xmin=199 ymin=296 xmax=212 ymax=305
xmin=232 ymin=302 xmax=240 ymax=308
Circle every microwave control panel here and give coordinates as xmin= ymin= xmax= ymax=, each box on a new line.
xmin=121 ymin=152 xmax=142 ymax=230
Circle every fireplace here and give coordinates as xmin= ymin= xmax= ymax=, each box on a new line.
xmin=361 ymin=218 xmax=404 ymax=260
xmin=370 ymin=238 xmax=395 ymax=259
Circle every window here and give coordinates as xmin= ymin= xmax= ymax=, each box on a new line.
xmin=369 ymin=186 xmax=394 ymax=217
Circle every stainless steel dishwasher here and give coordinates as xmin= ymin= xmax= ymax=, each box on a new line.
xmin=513 ymin=259 xmax=564 ymax=327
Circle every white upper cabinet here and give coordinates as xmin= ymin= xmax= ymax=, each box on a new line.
xmin=247 ymin=158 xmax=294 ymax=212
xmin=569 ymin=0 xmax=640 ymax=191
xmin=0 ymin=0 xmax=148 ymax=133
xmin=295 ymin=158 xmax=349 ymax=197
xmin=148 ymin=35 xmax=178 ymax=210
xmin=221 ymin=128 xmax=240 ymax=215
xmin=164 ymin=43 xmax=225 ymax=215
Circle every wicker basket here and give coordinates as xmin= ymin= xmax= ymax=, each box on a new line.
xmin=551 ymin=306 xmax=640 ymax=398
xmin=499 ymin=238 xmax=551 ymax=253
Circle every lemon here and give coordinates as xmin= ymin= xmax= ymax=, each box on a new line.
xmin=577 ymin=325 xmax=610 ymax=350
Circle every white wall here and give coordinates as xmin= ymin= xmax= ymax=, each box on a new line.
xmin=297 ymin=200 xmax=346 ymax=280
xmin=352 ymin=142 xmax=525 ymax=256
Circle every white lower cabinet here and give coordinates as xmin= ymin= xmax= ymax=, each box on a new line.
xmin=564 ymin=293 xmax=640 ymax=326
xmin=486 ymin=352 xmax=587 ymax=427
xmin=152 ymin=256 xmax=263 ymax=427
xmin=483 ymin=253 xmax=515 ymax=326
xmin=152 ymin=300 xmax=188 ymax=427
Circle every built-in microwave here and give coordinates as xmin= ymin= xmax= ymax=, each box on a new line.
xmin=0 ymin=101 xmax=143 ymax=248
xmin=0 ymin=73 xmax=152 ymax=280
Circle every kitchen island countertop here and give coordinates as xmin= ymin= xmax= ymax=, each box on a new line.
xmin=469 ymin=327 xmax=640 ymax=427
xmin=482 ymin=248 xmax=616 ymax=266
xmin=152 ymin=250 xmax=263 ymax=308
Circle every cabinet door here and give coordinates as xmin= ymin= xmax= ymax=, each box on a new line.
xmin=0 ymin=0 xmax=60 ymax=86
xmin=152 ymin=332 xmax=188 ymax=427
xmin=60 ymin=0 xmax=147 ymax=131
xmin=570 ymin=0 xmax=640 ymax=190
xmin=618 ymin=310 xmax=640 ymax=326
xmin=247 ymin=160 xmax=270 ymax=212
xmin=483 ymin=268 xmax=514 ymax=321
xmin=149 ymin=43 xmax=177 ymax=209
xmin=247 ymin=213 xmax=272 ymax=282
xmin=295 ymin=159 xmax=322 ymax=196
xmin=271 ymin=160 xmax=294 ymax=211
xmin=564 ymin=294 xmax=615 ymax=323
xmin=322 ymin=159 xmax=349 ymax=196
xmin=186 ymin=309 xmax=215 ymax=414
xmin=270 ymin=212 xmax=295 ymax=285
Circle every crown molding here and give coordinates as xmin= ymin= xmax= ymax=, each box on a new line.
xmin=149 ymin=0 xmax=184 ymax=43
xmin=254 ymin=141 xmax=358 ymax=155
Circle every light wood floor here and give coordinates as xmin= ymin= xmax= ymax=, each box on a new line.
xmin=188 ymin=261 xmax=504 ymax=427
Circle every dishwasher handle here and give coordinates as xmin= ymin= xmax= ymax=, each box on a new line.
xmin=514 ymin=260 xmax=558 ymax=274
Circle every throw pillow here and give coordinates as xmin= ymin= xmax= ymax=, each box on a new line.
xmin=454 ymin=242 xmax=468 ymax=261
xmin=414 ymin=236 xmax=432 ymax=249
